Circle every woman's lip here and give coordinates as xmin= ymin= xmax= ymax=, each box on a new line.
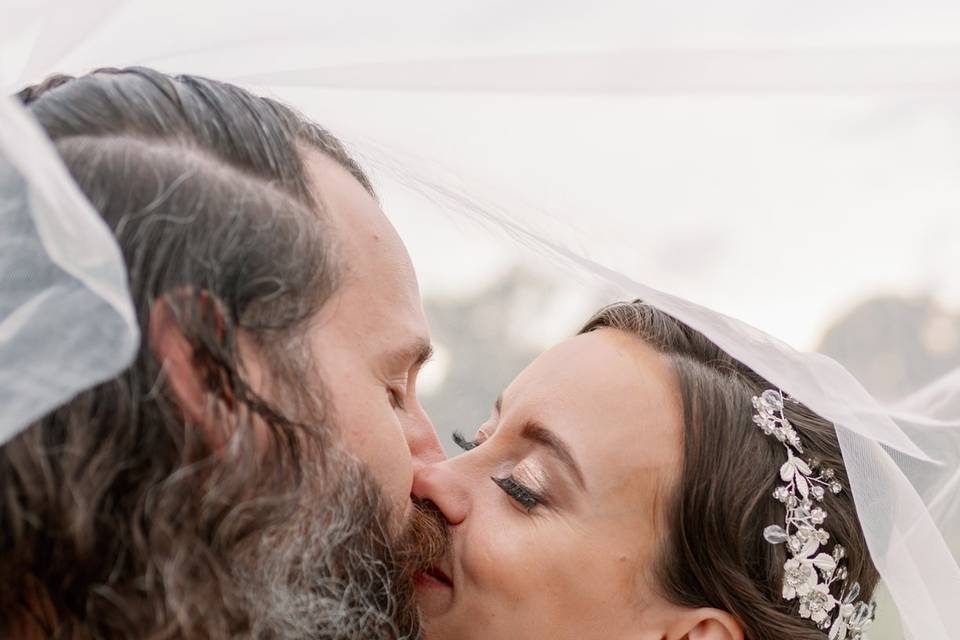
xmin=414 ymin=569 xmax=452 ymax=590
xmin=414 ymin=566 xmax=456 ymax=616
xmin=421 ymin=566 xmax=453 ymax=588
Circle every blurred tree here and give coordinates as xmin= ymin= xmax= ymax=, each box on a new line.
xmin=818 ymin=295 xmax=960 ymax=400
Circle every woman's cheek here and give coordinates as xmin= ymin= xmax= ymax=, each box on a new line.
xmin=478 ymin=521 xmax=543 ymax=598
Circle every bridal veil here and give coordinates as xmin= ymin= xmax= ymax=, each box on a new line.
xmin=1 ymin=2 xmax=957 ymax=637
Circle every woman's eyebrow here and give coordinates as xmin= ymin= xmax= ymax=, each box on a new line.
xmin=520 ymin=420 xmax=587 ymax=492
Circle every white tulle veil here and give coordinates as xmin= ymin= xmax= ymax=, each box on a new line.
xmin=2 ymin=2 xmax=958 ymax=638
xmin=0 ymin=94 xmax=138 ymax=445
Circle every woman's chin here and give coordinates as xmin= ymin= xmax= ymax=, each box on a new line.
xmin=414 ymin=569 xmax=455 ymax=617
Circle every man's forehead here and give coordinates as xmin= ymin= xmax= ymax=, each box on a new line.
xmin=301 ymin=148 xmax=421 ymax=293
xmin=301 ymin=148 xmax=391 ymax=244
xmin=299 ymin=146 xmax=431 ymax=350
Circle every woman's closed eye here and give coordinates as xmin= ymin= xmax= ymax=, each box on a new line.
xmin=452 ymin=430 xmax=547 ymax=512
xmin=492 ymin=475 xmax=546 ymax=511
xmin=452 ymin=430 xmax=479 ymax=451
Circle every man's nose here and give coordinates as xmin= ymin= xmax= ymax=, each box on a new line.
xmin=404 ymin=407 xmax=446 ymax=469
xmin=411 ymin=462 xmax=470 ymax=526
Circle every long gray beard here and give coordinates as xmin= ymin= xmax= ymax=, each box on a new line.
xmin=237 ymin=460 xmax=422 ymax=640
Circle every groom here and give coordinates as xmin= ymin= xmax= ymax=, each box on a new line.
xmin=2 ymin=69 xmax=448 ymax=638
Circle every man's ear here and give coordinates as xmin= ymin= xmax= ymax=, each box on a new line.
xmin=671 ymin=608 xmax=744 ymax=640
xmin=149 ymin=290 xmax=231 ymax=448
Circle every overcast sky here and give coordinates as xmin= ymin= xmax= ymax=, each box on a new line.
xmin=5 ymin=0 xmax=960 ymax=349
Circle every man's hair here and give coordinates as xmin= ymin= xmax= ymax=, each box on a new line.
xmin=581 ymin=301 xmax=880 ymax=640
xmin=0 ymin=68 xmax=416 ymax=638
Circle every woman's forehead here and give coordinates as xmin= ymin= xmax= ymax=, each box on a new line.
xmin=507 ymin=331 xmax=675 ymax=414
xmin=505 ymin=330 xmax=683 ymax=484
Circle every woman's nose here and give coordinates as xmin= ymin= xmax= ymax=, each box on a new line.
xmin=412 ymin=461 xmax=471 ymax=526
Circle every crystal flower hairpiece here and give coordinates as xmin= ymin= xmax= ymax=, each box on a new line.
xmin=753 ymin=389 xmax=876 ymax=640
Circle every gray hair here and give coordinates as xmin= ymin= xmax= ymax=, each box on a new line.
xmin=1 ymin=68 xmax=423 ymax=638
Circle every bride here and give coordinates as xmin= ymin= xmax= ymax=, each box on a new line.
xmin=413 ymin=300 xmax=878 ymax=640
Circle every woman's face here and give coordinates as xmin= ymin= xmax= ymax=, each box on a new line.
xmin=412 ymin=329 xmax=691 ymax=639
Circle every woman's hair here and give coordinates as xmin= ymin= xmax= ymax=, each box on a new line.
xmin=0 ymin=68 xmax=378 ymax=637
xmin=581 ymin=300 xmax=880 ymax=640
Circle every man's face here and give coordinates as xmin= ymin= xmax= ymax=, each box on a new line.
xmin=301 ymin=148 xmax=445 ymax=528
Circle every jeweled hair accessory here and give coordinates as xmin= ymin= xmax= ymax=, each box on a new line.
xmin=753 ymin=389 xmax=876 ymax=640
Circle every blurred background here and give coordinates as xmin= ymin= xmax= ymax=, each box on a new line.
xmin=413 ymin=268 xmax=960 ymax=458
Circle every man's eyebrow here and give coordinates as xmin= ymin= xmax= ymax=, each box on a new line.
xmin=386 ymin=338 xmax=434 ymax=370
xmin=520 ymin=420 xmax=587 ymax=492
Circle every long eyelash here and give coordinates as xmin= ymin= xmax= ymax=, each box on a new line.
xmin=452 ymin=430 xmax=478 ymax=451
xmin=492 ymin=476 xmax=545 ymax=511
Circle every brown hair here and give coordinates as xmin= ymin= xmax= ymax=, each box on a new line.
xmin=580 ymin=300 xmax=879 ymax=640
xmin=0 ymin=68 xmax=397 ymax=638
